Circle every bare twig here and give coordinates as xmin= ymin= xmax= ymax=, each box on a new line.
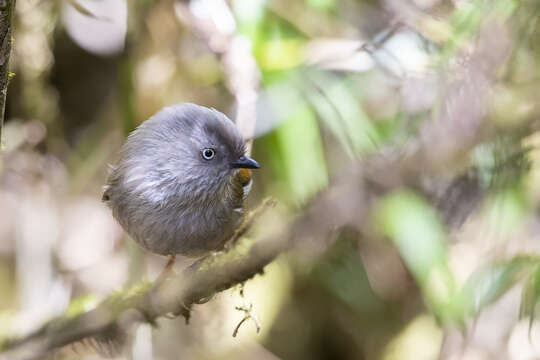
xmin=232 ymin=304 xmax=261 ymax=337
xmin=232 ymin=283 xmax=261 ymax=337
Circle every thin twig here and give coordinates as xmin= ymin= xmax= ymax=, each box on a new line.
xmin=232 ymin=304 xmax=261 ymax=337
xmin=232 ymin=284 xmax=261 ymax=337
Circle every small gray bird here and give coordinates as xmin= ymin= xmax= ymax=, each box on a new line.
xmin=103 ymin=103 xmax=260 ymax=268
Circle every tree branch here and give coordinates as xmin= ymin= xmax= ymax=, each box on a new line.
xmin=0 ymin=199 xmax=283 ymax=360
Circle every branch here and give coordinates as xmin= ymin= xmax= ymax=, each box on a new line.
xmin=0 ymin=0 xmax=16 ymax=148
xmin=0 ymin=199 xmax=282 ymax=360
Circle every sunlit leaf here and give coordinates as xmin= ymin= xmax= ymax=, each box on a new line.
xmin=252 ymin=15 xmax=306 ymax=71
xmin=259 ymin=38 xmax=304 ymax=71
xmin=271 ymin=85 xmax=328 ymax=201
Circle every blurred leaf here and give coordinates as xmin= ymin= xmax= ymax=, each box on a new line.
xmin=520 ymin=264 xmax=540 ymax=332
xmin=461 ymin=256 xmax=537 ymax=317
xmin=438 ymin=0 xmax=518 ymax=62
xmin=66 ymin=0 xmax=109 ymax=21
xmin=316 ymin=237 xmax=384 ymax=314
xmin=303 ymin=71 xmax=380 ymax=157
xmin=271 ymin=84 xmax=328 ymax=201
xmin=376 ymin=190 xmax=449 ymax=284
xmin=473 ymin=140 xmax=530 ymax=190
xmin=486 ymin=186 xmax=528 ymax=238
xmin=253 ymin=15 xmax=306 ymax=71
xmin=233 ymin=0 xmax=267 ymax=39
xmin=233 ymin=0 xmax=266 ymax=22
xmin=375 ymin=190 xmax=458 ymax=321
xmin=416 ymin=17 xmax=453 ymax=44
xmin=382 ymin=314 xmax=443 ymax=360
xmin=259 ymin=38 xmax=304 ymax=70
xmin=306 ymin=0 xmax=335 ymax=11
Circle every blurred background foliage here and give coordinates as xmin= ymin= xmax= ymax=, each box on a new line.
xmin=3 ymin=0 xmax=540 ymax=359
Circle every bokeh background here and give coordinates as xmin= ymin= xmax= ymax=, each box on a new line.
xmin=3 ymin=0 xmax=540 ymax=359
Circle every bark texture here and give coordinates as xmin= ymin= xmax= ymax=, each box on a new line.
xmin=0 ymin=0 xmax=16 ymax=146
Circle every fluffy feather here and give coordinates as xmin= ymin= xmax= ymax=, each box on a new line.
xmin=104 ymin=103 xmax=256 ymax=257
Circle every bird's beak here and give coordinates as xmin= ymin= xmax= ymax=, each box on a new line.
xmin=231 ymin=156 xmax=260 ymax=169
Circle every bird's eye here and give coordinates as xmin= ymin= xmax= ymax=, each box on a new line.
xmin=201 ymin=148 xmax=216 ymax=160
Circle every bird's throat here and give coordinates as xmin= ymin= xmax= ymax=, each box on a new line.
xmin=236 ymin=168 xmax=252 ymax=186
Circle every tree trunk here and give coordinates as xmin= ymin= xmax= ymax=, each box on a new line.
xmin=0 ymin=0 xmax=16 ymax=147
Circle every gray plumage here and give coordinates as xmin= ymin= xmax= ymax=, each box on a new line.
xmin=103 ymin=103 xmax=258 ymax=257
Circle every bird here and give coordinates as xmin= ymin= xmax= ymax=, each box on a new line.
xmin=102 ymin=103 xmax=260 ymax=273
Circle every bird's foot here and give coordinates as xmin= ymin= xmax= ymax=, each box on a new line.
xmin=155 ymin=255 xmax=176 ymax=285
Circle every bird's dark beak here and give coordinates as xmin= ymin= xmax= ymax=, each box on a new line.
xmin=231 ymin=156 xmax=260 ymax=169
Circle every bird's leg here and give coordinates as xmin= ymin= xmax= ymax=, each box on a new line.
xmin=155 ymin=255 xmax=176 ymax=284
xmin=164 ymin=254 xmax=176 ymax=272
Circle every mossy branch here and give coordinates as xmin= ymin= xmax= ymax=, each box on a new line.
xmin=0 ymin=198 xmax=282 ymax=360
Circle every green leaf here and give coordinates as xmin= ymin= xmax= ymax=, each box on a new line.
xmin=259 ymin=38 xmax=304 ymax=71
xmin=375 ymin=190 xmax=458 ymax=322
xmin=253 ymin=16 xmax=306 ymax=72
xmin=376 ymin=190 xmax=449 ymax=284
xmin=274 ymin=90 xmax=328 ymax=201
xmin=485 ymin=186 xmax=528 ymax=238
xmin=303 ymin=71 xmax=380 ymax=157
xmin=461 ymin=256 xmax=537 ymax=317
xmin=520 ymin=264 xmax=540 ymax=333
xmin=315 ymin=239 xmax=384 ymax=313
xmin=263 ymin=79 xmax=328 ymax=202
